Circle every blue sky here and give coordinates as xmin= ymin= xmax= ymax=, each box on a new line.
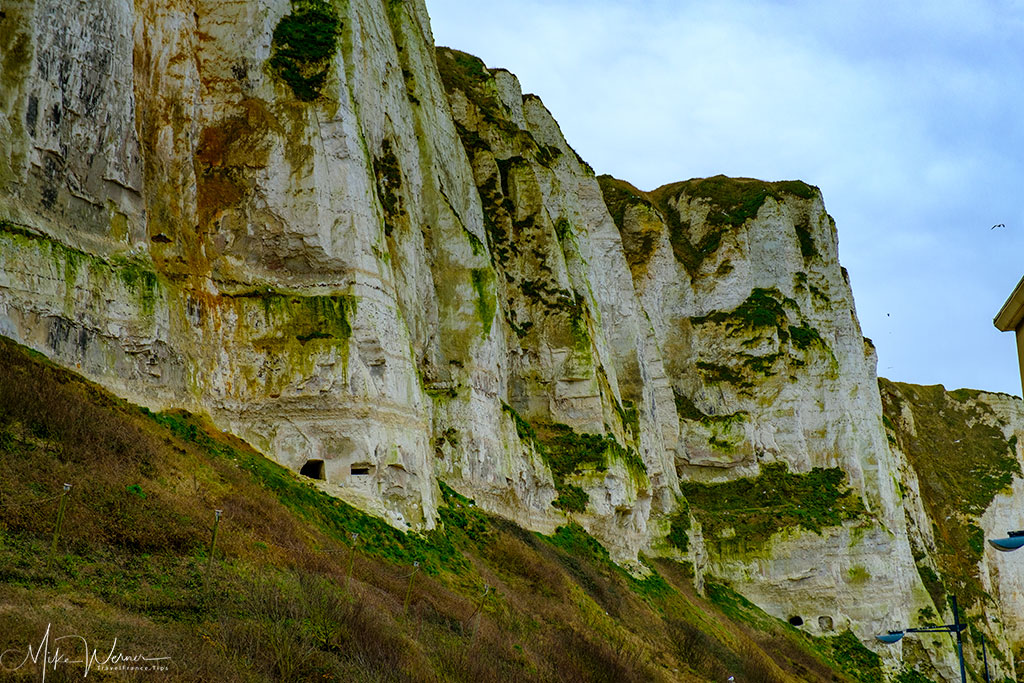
xmin=426 ymin=0 xmax=1024 ymax=396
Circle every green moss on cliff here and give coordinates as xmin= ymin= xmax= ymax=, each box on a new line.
xmin=1 ymin=219 xmax=162 ymax=317
xmin=268 ymin=0 xmax=341 ymax=102
xmin=470 ymin=267 xmax=497 ymax=336
xmin=696 ymin=361 xmax=753 ymax=389
xmin=260 ymin=292 xmax=355 ymax=343
xmin=681 ymin=463 xmax=865 ymax=551
xmin=534 ymin=144 xmax=562 ymax=168
xmin=501 ymin=401 xmax=536 ymax=442
xmin=464 ymin=226 xmax=485 ymax=256
xmin=535 ymin=423 xmax=646 ymax=489
xmin=436 ymin=48 xmax=493 ymax=107
xmin=789 ymin=322 xmax=825 ymax=350
xmin=597 ymin=175 xmax=656 ymax=232
xmin=773 ymin=180 xmax=819 ymax=201
xmin=809 ymin=283 xmax=830 ymax=305
xmin=475 ymin=175 xmax=515 ymax=266
xmin=664 ymin=176 xmax=768 ymax=228
xmin=673 ymin=392 xmax=746 ymax=428
xmin=794 ymin=216 xmax=819 ymax=260
xmin=109 ymin=254 xmax=160 ymax=315
xmin=551 ymin=484 xmax=588 ymax=513
xmin=617 ymin=399 xmax=640 ymax=440
xmin=374 ymin=139 xmax=405 ymax=235
xmin=436 ymin=48 xmax=539 ymax=151
xmin=673 ymin=391 xmax=704 ymax=421
xmin=553 ymin=217 xmax=572 ymax=243
xmin=687 ymin=288 xmax=832 ymax=390
xmin=666 ymin=499 xmax=692 ymax=552
xmin=693 ymin=287 xmax=795 ymax=338
xmin=499 ymin=405 xmax=647 ymax=512
xmin=664 ymin=207 xmax=725 ymax=277
xmin=653 ymin=176 xmax=816 ymax=229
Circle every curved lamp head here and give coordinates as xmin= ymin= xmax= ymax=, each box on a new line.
xmin=989 ymin=533 xmax=1024 ymax=552
xmin=875 ymin=631 xmax=905 ymax=644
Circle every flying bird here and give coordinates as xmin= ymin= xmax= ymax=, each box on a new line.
xmin=992 ymin=223 xmax=1006 ymax=230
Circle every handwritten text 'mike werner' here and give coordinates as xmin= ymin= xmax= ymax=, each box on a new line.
xmin=0 ymin=623 xmax=171 ymax=682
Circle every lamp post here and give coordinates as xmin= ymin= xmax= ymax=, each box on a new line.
xmin=980 ymin=633 xmax=991 ymax=683
xmin=875 ymin=595 xmax=967 ymax=683
xmin=988 ymin=529 xmax=1024 ymax=552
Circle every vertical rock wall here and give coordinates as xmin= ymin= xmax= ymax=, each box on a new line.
xmin=597 ymin=175 xmax=934 ymax=666
xmin=881 ymin=380 xmax=1024 ymax=680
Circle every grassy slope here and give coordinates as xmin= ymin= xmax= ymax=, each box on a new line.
xmin=0 ymin=334 xmax=885 ymax=682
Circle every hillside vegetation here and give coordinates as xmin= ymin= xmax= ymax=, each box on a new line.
xmin=0 ymin=335 xmax=906 ymax=682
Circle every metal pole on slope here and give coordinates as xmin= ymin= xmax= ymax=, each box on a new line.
xmin=981 ymin=633 xmax=991 ymax=682
xmin=472 ymin=584 xmax=490 ymax=639
xmin=946 ymin=593 xmax=962 ymax=683
xmin=205 ymin=509 xmax=222 ymax=587
xmin=47 ymin=483 xmax=72 ymax=565
xmin=403 ymin=561 xmax=419 ymax=615
xmin=346 ymin=532 xmax=359 ymax=592
xmin=951 ymin=595 xmax=966 ymax=683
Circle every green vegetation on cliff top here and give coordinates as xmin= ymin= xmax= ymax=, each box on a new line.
xmin=435 ymin=47 xmax=540 ymax=154
xmin=651 ymin=176 xmax=818 ymax=230
xmin=597 ymin=175 xmax=658 ymax=234
xmin=597 ymin=175 xmax=819 ymax=277
xmin=0 ymin=334 xmax=882 ymax=682
xmin=597 ymin=175 xmax=665 ymax=276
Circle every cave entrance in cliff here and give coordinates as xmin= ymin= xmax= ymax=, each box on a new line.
xmin=300 ymin=459 xmax=325 ymax=480
xmin=788 ymin=616 xmax=803 ymax=627
xmin=350 ymin=464 xmax=372 ymax=476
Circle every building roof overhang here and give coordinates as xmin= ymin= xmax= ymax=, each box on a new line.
xmin=995 ymin=275 xmax=1024 ymax=331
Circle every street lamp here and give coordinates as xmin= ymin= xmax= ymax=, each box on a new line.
xmin=980 ymin=633 xmax=991 ymax=683
xmin=988 ymin=529 xmax=1024 ymax=552
xmin=875 ymin=595 xmax=967 ymax=683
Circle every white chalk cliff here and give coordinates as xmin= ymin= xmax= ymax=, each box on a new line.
xmin=1 ymin=1 xmax=1022 ymax=679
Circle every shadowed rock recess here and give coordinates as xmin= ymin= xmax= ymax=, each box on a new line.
xmin=1 ymin=1 xmax=1022 ymax=679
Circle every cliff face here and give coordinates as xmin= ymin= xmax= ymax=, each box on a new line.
xmin=596 ymin=173 xmax=934 ymax=663
xmin=2 ymin=0 xmax=474 ymax=531
xmin=880 ymin=380 xmax=1024 ymax=681
xmin=2 ymin=1 xmax=1023 ymax=678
